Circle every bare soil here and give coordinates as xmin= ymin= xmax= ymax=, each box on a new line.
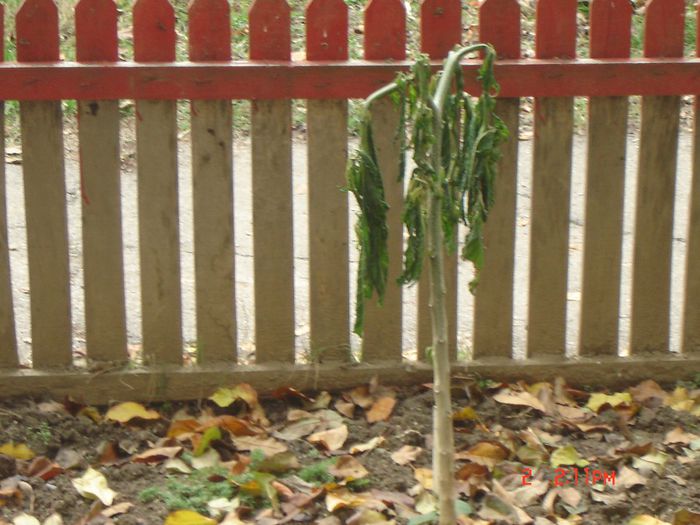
xmin=0 ymin=379 xmax=699 ymax=525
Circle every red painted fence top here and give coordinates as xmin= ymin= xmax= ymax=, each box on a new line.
xmin=0 ymin=0 xmax=698 ymax=101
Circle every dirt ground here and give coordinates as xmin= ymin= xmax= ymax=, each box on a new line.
xmin=0 ymin=376 xmax=699 ymax=525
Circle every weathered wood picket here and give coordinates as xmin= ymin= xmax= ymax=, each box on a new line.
xmin=1 ymin=0 xmax=700 ymax=403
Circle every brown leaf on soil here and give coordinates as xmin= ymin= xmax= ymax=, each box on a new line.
xmin=349 ymin=436 xmax=385 ymax=454
xmin=55 ymin=448 xmax=85 ymax=470
xmin=132 ymin=446 xmax=182 ymax=464
xmin=370 ymin=489 xmax=414 ymax=507
xmin=270 ymin=386 xmax=315 ymax=403
xmin=24 ymin=456 xmax=63 ymax=481
xmin=414 ymin=468 xmax=433 ymax=490
xmin=0 ymin=443 xmax=35 ymax=461
xmin=663 ymin=427 xmax=699 ymax=446
xmin=453 ymin=406 xmax=479 ymax=421
xmin=308 ymin=425 xmax=348 ymax=451
xmin=105 ymin=402 xmax=160 ymax=423
xmin=591 ymin=490 xmax=627 ymax=505
xmin=334 ymin=399 xmax=355 ymax=418
xmin=97 ymin=442 xmax=126 ymax=466
xmin=307 ymin=391 xmax=332 ymax=410
xmin=614 ymin=466 xmax=647 ymax=490
xmin=197 ymin=415 xmax=260 ymax=437
xmin=255 ymin=451 xmax=301 ymax=473
xmin=233 ymin=436 xmax=288 ymax=457
xmin=615 ymin=441 xmax=653 ymax=457
xmin=456 ymin=462 xmax=489 ymax=483
xmin=325 ymin=489 xmax=380 ymax=512
xmin=36 ymin=401 xmax=66 ymax=414
xmin=673 ymin=509 xmax=700 ymax=525
xmin=329 ymin=455 xmax=369 ymax=480
xmin=348 ymin=386 xmax=374 ymax=409
xmin=573 ymin=422 xmax=613 ymax=433
xmin=457 ymin=441 xmax=510 ymax=468
xmin=390 ymin=445 xmax=422 ymax=466
xmin=166 ymin=419 xmax=200 ymax=439
xmin=493 ymin=390 xmax=546 ymax=413
xmin=101 ymin=502 xmax=133 ymax=518
xmin=630 ymin=380 xmax=668 ymax=407
xmin=366 ymin=397 xmax=396 ymax=423
xmin=287 ymin=409 xmax=313 ymax=421
xmin=0 ymin=484 xmax=22 ymax=508
xmin=665 ymin=387 xmax=695 ymax=412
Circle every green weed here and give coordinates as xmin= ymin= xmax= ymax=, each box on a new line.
xmin=298 ymin=457 xmax=336 ymax=485
xmin=28 ymin=421 xmax=52 ymax=446
xmin=138 ymin=466 xmax=234 ymax=514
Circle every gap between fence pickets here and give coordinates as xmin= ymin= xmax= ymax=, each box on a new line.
xmin=0 ymin=356 xmax=699 ymax=404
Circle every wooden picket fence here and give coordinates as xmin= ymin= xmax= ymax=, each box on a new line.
xmin=1 ymin=0 xmax=700 ymax=403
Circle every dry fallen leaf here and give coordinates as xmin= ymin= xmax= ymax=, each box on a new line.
xmin=105 ymin=402 xmax=160 ymax=423
xmin=366 ymin=397 xmax=396 ymax=423
xmin=167 ymin=419 xmax=200 ymax=439
xmin=391 ymin=445 xmax=423 ymax=466
xmin=132 ymin=446 xmax=182 ymax=464
xmin=164 ymin=458 xmax=193 ymax=474
xmin=664 ymin=387 xmax=694 ymax=412
xmin=493 ymin=390 xmax=545 ymax=412
xmin=208 ymin=384 xmax=269 ymax=425
xmin=197 ymin=415 xmax=259 ymax=437
xmin=550 ymin=444 xmax=588 ymax=468
xmin=348 ymin=386 xmax=374 ymax=409
xmin=25 ymin=456 xmax=63 ymax=481
xmin=414 ymin=467 xmax=433 ymax=490
xmin=164 ymin=510 xmax=217 ymax=525
xmin=663 ymin=427 xmax=698 ymax=446
xmin=12 ymin=515 xmax=39 ymax=525
xmin=453 ymin=406 xmax=479 ymax=421
xmin=42 ymin=514 xmax=63 ymax=525
xmin=627 ymin=516 xmax=671 ymax=525
xmin=72 ymin=467 xmax=117 ymax=506
xmin=673 ymin=509 xmax=700 ymax=525
xmin=329 ymin=455 xmax=369 ymax=480
xmin=614 ymin=466 xmax=647 ymax=490
xmin=209 ymin=384 xmax=258 ymax=408
xmin=633 ymin=450 xmax=669 ymax=475
xmin=101 ymin=502 xmax=134 ymax=518
xmin=457 ymin=441 xmax=510 ymax=468
xmin=308 ymin=425 xmax=348 ymax=451
xmin=335 ymin=399 xmax=355 ymax=418
xmin=586 ymin=392 xmax=632 ymax=413
xmin=630 ymin=380 xmax=667 ymax=406
xmin=190 ymin=448 xmax=221 ymax=470
xmin=325 ymin=489 xmax=370 ymax=512
xmin=233 ymin=436 xmax=288 ymax=457
xmin=0 ymin=442 xmax=35 ymax=460
xmin=349 ymin=436 xmax=385 ymax=454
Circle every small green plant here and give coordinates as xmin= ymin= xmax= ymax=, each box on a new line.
xmin=297 ymin=457 xmax=336 ymax=485
xmin=29 ymin=421 xmax=52 ymax=446
xmin=347 ymin=477 xmax=372 ymax=491
xmin=138 ymin=467 xmax=234 ymax=513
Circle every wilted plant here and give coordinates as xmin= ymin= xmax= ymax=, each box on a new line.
xmin=346 ymin=44 xmax=507 ymax=524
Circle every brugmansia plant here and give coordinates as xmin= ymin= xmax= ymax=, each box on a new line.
xmin=346 ymin=44 xmax=507 ymax=524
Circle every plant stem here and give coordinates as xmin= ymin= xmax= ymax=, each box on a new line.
xmin=427 ymin=188 xmax=456 ymax=525
xmin=428 ymin=44 xmax=487 ymax=525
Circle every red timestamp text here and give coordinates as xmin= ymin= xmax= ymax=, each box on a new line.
xmin=521 ymin=467 xmax=616 ymax=487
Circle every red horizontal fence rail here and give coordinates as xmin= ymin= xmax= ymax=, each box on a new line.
xmin=0 ymin=58 xmax=699 ymax=100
